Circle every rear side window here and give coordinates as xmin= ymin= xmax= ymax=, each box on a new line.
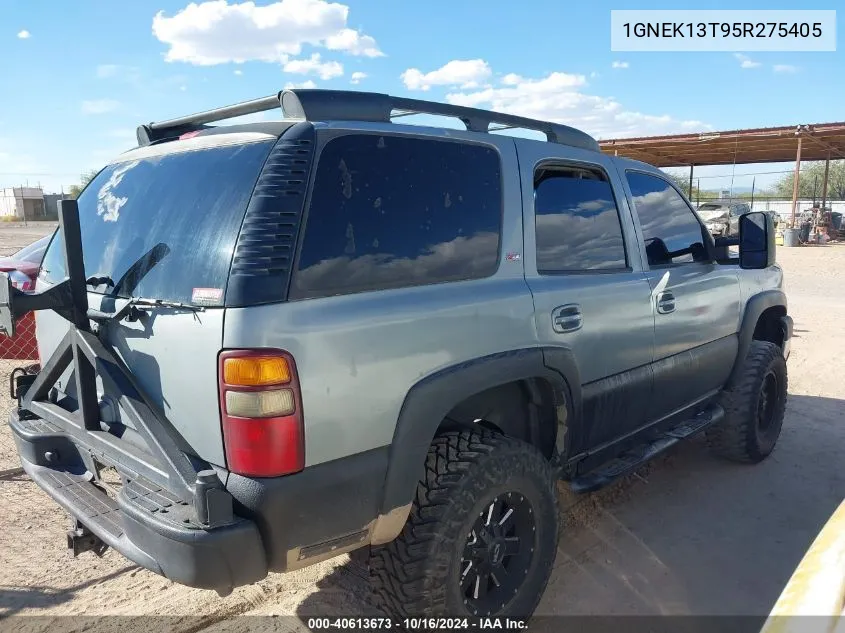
xmin=534 ymin=165 xmax=627 ymax=273
xmin=626 ymin=171 xmax=709 ymax=267
xmin=291 ymin=134 xmax=502 ymax=299
xmin=40 ymin=140 xmax=274 ymax=304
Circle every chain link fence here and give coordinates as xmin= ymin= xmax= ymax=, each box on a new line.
xmin=0 ymin=314 xmax=38 ymax=477
xmin=0 ymin=312 xmax=38 ymax=361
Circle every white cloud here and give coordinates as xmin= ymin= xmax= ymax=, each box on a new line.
xmin=324 ymin=28 xmax=381 ymax=57
xmin=590 ymin=71 xmax=600 ymax=79
xmin=234 ymin=69 xmax=243 ymax=75
xmin=773 ymin=64 xmax=799 ymax=73
xmin=444 ymin=71 xmax=708 ymax=139
xmin=734 ymin=54 xmax=761 ymax=69
xmin=611 ymin=61 xmax=629 ymax=69
xmin=350 ymin=71 xmax=367 ymax=84
xmin=81 ymin=99 xmax=120 ymax=115
xmin=401 ymin=59 xmax=492 ymax=91
xmin=283 ymin=80 xmax=318 ymax=89
xmin=283 ymin=53 xmax=343 ymax=79
xmin=17 ymin=30 xmax=31 ymax=39
xmin=152 ymin=0 xmax=382 ymax=66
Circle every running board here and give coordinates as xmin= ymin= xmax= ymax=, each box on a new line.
xmin=569 ymin=404 xmax=725 ymax=494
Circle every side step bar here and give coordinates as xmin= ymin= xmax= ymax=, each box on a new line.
xmin=569 ymin=404 xmax=725 ymax=494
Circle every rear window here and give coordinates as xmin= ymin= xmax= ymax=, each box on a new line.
xmin=40 ymin=140 xmax=273 ymax=305
xmin=14 ymin=236 xmax=49 ymax=264
xmin=290 ymin=134 xmax=502 ymax=299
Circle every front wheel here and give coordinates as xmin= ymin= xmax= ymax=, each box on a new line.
xmin=370 ymin=430 xmax=558 ymax=619
xmin=707 ymin=340 xmax=788 ymax=463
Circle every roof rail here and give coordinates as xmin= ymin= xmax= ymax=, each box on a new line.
xmin=136 ymin=89 xmax=600 ymax=152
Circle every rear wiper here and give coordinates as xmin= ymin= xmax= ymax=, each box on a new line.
xmin=87 ymin=296 xmax=204 ymax=323
xmin=86 ymin=274 xmax=115 ymax=289
xmin=127 ymin=296 xmax=205 ymax=312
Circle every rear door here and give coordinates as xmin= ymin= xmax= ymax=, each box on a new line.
xmin=518 ymin=144 xmax=655 ymax=453
xmin=34 ymin=134 xmax=276 ymax=466
xmin=619 ymin=169 xmax=741 ymax=422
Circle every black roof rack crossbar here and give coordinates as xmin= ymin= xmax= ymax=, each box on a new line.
xmin=137 ymin=89 xmax=600 ymax=152
xmin=280 ymin=90 xmax=600 ymax=152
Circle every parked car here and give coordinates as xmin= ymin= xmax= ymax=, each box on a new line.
xmin=0 ymin=235 xmax=50 ymax=292
xmin=0 ymin=90 xmax=792 ymax=620
xmin=697 ymin=201 xmax=752 ymax=237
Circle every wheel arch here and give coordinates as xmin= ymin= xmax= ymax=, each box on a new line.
xmin=730 ymin=289 xmax=788 ymax=383
xmin=373 ymin=347 xmax=580 ymax=545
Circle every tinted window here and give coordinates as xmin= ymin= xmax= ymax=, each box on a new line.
xmin=40 ymin=140 xmax=274 ymax=304
xmin=626 ymin=172 xmax=709 ymax=267
xmin=291 ymin=134 xmax=502 ymax=299
xmin=534 ymin=167 xmax=626 ymax=272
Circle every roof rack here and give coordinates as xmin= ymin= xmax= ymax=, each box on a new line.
xmin=136 ymin=89 xmax=600 ymax=152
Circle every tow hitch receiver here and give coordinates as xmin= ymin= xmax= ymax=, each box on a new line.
xmin=67 ymin=520 xmax=109 ymax=557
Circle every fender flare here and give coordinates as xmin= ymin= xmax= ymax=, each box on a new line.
xmin=373 ymin=347 xmax=580 ymax=544
xmin=730 ymin=289 xmax=788 ymax=383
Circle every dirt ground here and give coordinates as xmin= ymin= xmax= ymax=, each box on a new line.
xmin=0 ymin=222 xmax=843 ymax=629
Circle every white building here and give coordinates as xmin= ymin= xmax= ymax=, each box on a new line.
xmin=0 ymin=187 xmax=46 ymax=219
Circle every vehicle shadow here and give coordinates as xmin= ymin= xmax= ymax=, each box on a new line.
xmin=0 ymin=566 xmax=135 ymax=616
xmin=294 ymin=393 xmax=843 ymax=622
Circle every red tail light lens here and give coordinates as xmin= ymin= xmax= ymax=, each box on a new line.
xmin=218 ymin=349 xmax=305 ymax=477
xmin=8 ymin=270 xmax=35 ymax=292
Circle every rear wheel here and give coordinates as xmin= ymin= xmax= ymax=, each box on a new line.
xmin=707 ymin=340 xmax=787 ymax=463
xmin=370 ymin=430 xmax=558 ymax=619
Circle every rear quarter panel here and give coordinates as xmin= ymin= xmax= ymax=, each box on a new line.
xmin=223 ymin=128 xmax=537 ymax=467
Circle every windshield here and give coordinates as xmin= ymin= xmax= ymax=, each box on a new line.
xmin=40 ymin=139 xmax=274 ymax=305
xmin=13 ymin=236 xmax=50 ymax=264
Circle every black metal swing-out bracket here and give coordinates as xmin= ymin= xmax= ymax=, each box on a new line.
xmin=0 ymin=199 xmax=233 ymax=529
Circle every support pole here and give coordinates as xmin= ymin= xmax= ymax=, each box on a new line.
xmin=688 ymin=164 xmax=695 ymax=200
xmin=751 ymin=177 xmax=756 ymax=211
xmin=821 ymin=151 xmax=831 ymax=212
xmin=790 ymin=135 xmax=803 ymax=228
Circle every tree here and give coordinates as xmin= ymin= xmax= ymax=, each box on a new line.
xmin=662 ymin=169 xmax=714 ymax=202
xmin=771 ymin=160 xmax=845 ymax=201
xmin=68 ymin=169 xmax=99 ymax=199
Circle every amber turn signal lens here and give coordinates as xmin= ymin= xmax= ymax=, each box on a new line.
xmin=223 ymin=356 xmax=291 ymax=386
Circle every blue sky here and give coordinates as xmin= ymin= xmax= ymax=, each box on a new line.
xmin=1 ymin=0 xmax=841 ymax=194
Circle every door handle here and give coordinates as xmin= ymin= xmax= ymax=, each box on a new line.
xmin=656 ymin=291 xmax=675 ymax=314
xmin=552 ymin=304 xmax=582 ymax=333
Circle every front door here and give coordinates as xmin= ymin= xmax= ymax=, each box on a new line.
xmin=620 ymin=170 xmax=741 ymax=422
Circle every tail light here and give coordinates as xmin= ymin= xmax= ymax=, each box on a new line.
xmin=8 ymin=270 xmax=35 ymax=292
xmin=218 ymin=349 xmax=305 ymax=477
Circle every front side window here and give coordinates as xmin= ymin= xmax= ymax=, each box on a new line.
xmin=534 ymin=165 xmax=627 ymax=273
xmin=291 ymin=134 xmax=502 ymax=299
xmin=626 ymin=171 xmax=710 ymax=267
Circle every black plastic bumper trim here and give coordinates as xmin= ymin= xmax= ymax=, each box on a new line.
xmin=10 ymin=413 xmax=267 ymax=594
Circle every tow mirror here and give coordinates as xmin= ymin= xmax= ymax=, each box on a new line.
xmin=739 ymin=211 xmax=776 ymax=269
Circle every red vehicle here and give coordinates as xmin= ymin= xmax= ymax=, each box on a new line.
xmin=0 ymin=235 xmax=51 ymax=292
xmin=0 ymin=235 xmax=51 ymax=360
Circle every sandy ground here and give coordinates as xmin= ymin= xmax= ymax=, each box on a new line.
xmin=0 ymin=222 xmax=58 ymax=257
xmin=0 ymin=222 xmax=843 ymax=629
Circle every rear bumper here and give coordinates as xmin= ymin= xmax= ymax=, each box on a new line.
xmin=9 ymin=409 xmax=389 ymax=593
xmin=10 ymin=410 xmax=267 ymax=594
